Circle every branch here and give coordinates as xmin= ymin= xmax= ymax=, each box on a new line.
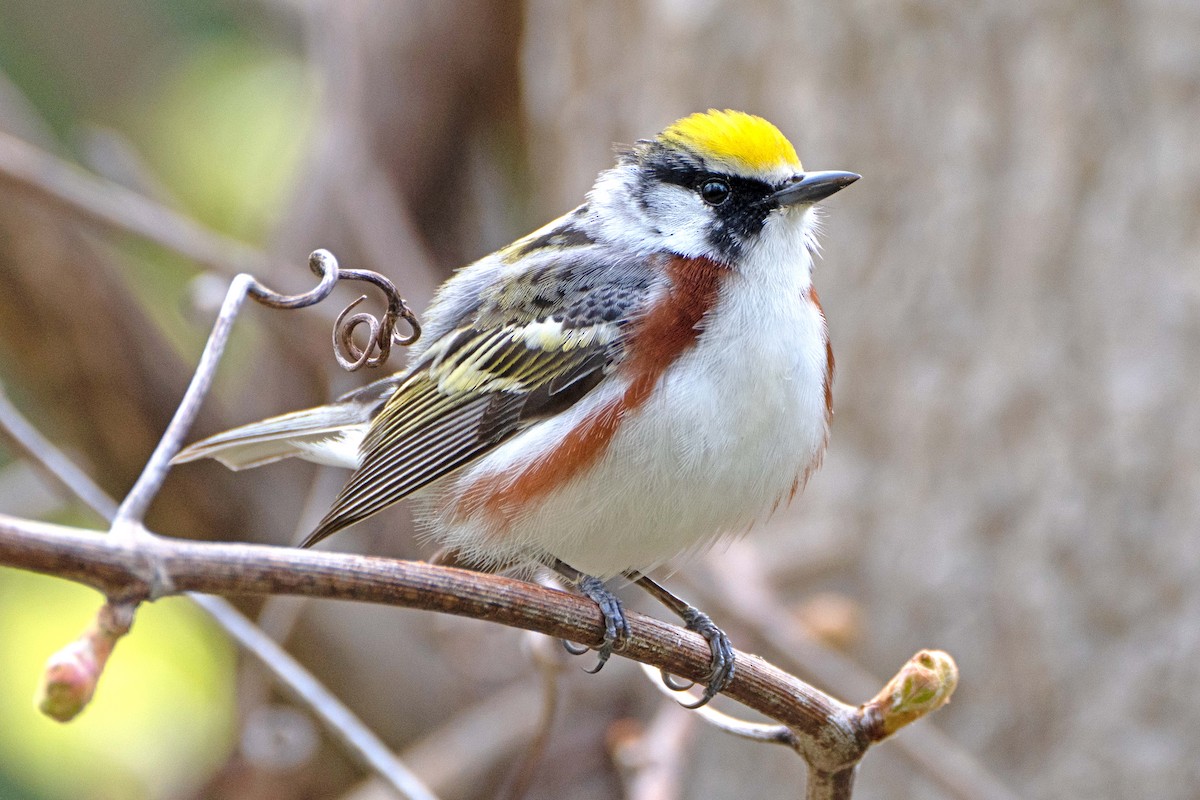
xmin=0 ymin=128 xmax=270 ymax=277
xmin=0 ymin=380 xmax=439 ymax=800
xmin=185 ymin=593 xmax=439 ymax=800
xmin=0 ymin=245 xmax=957 ymax=797
xmin=0 ymin=513 xmax=956 ymax=795
xmin=696 ymin=547 xmax=1017 ymax=800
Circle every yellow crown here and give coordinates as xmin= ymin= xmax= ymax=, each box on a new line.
xmin=659 ymin=110 xmax=803 ymax=176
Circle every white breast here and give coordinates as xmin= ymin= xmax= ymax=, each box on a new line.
xmin=431 ymin=209 xmax=832 ymax=577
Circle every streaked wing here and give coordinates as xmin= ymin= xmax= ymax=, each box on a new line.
xmin=304 ymin=244 xmax=657 ymax=545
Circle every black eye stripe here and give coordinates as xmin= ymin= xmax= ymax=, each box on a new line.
xmin=677 ymin=172 xmax=775 ymax=208
xmin=640 ymin=150 xmax=780 ymax=263
xmin=642 ymin=142 xmax=779 ymax=201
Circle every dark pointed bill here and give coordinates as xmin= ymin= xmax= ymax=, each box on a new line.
xmin=772 ymin=170 xmax=861 ymax=206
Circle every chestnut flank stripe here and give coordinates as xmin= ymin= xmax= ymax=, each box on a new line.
xmin=809 ymin=287 xmax=834 ymax=425
xmin=458 ymin=255 xmax=725 ymax=524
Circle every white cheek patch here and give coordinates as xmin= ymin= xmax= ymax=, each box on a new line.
xmin=640 ymin=184 xmax=714 ymax=258
xmin=588 ymin=167 xmax=715 ymax=259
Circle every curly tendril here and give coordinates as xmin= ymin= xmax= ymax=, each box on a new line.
xmin=247 ymin=249 xmax=421 ymax=371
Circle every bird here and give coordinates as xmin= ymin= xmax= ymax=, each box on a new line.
xmin=174 ymin=109 xmax=858 ymax=706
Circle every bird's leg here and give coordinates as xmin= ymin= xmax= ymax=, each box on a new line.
xmin=627 ymin=572 xmax=734 ymax=709
xmin=552 ymin=560 xmax=631 ymax=673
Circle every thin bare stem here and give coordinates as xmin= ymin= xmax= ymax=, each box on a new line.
xmin=0 ymin=512 xmax=962 ymax=797
xmin=0 ymin=66 xmax=957 ymax=800
xmin=806 ymin=768 xmax=857 ymax=800
xmin=110 ymin=274 xmax=257 ymax=533
xmin=0 ymin=381 xmax=437 ymax=800
xmin=111 ymin=249 xmax=414 ymax=532
xmin=111 ymin=253 xmax=337 ymax=531
xmin=330 ymin=265 xmax=421 ymax=370
xmin=639 ymin=663 xmax=797 ymax=747
xmin=188 ymin=594 xmax=440 ymax=800
xmin=0 ymin=129 xmax=270 ymax=276
xmin=697 ymin=548 xmax=1017 ymax=800
xmin=0 ymin=384 xmax=119 ymax=521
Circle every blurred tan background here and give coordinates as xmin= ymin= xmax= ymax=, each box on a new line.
xmin=0 ymin=1 xmax=1198 ymax=799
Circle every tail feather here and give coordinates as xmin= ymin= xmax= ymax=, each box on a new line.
xmin=172 ymin=404 xmax=371 ymax=471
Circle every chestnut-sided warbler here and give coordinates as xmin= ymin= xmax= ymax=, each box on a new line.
xmin=175 ymin=109 xmax=858 ymax=705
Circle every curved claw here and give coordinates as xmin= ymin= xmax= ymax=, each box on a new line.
xmin=567 ymin=576 xmax=631 ymax=675
xmin=659 ymin=670 xmax=695 ymax=692
xmin=582 ymin=653 xmax=611 ymax=675
xmin=676 ymin=606 xmax=736 ymax=709
xmin=678 ymin=686 xmax=719 ymax=710
xmin=561 ymin=639 xmax=590 ymax=656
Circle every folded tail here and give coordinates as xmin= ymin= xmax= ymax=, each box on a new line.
xmin=172 ymin=377 xmax=401 ymax=471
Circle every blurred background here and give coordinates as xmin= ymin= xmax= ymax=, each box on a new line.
xmin=0 ymin=1 xmax=1198 ymax=798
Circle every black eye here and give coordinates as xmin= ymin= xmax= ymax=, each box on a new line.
xmin=699 ymin=178 xmax=731 ymax=206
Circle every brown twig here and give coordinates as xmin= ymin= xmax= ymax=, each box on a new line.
xmin=0 ymin=513 xmax=955 ymax=799
xmin=694 ymin=546 xmax=1018 ymax=800
xmin=639 ymin=663 xmax=795 ymax=748
xmin=0 ymin=129 xmax=271 ymax=277
xmin=0 ymin=385 xmax=120 ymax=521
xmin=0 ymin=379 xmax=438 ymax=800
xmin=112 ymin=250 xmax=411 ymax=535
